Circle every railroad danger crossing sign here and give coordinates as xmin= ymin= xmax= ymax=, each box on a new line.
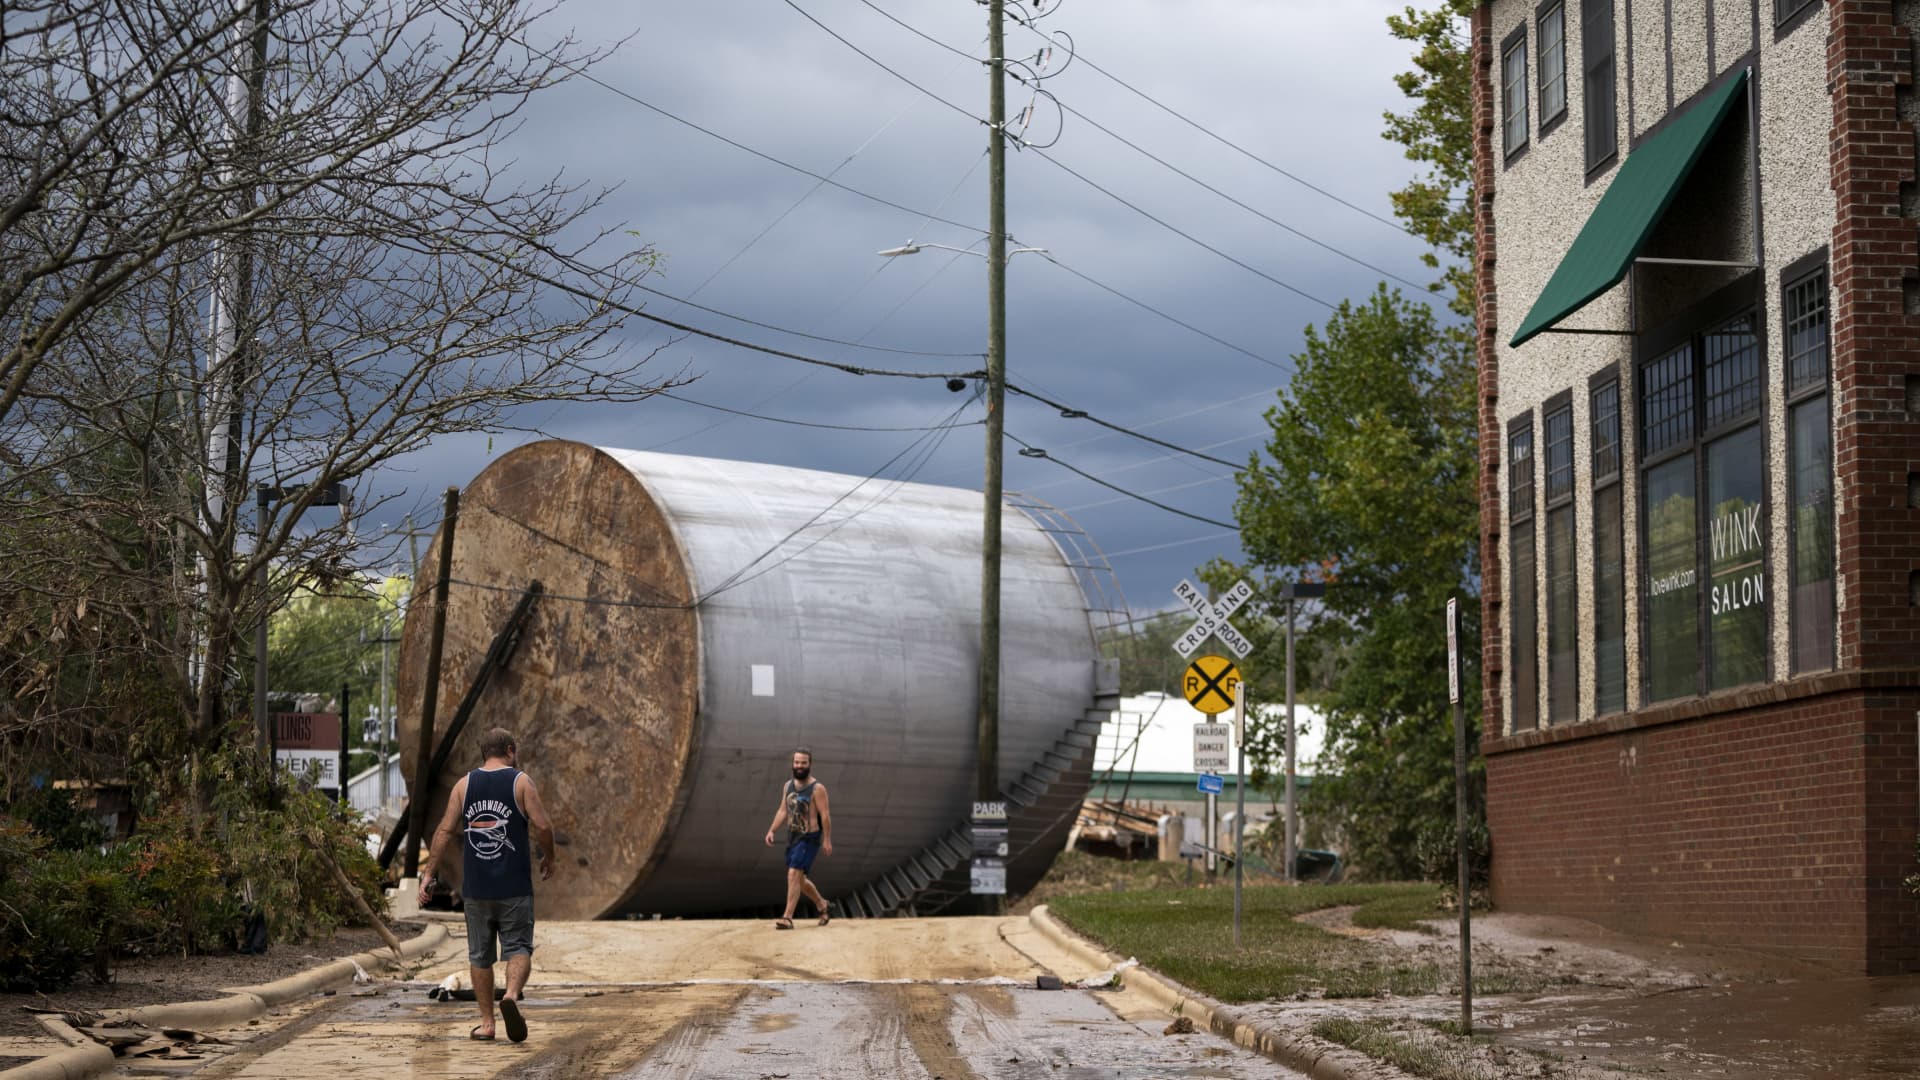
xmin=1172 ymin=578 xmax=1254 ymax=658
xmin=1183 ymin=655 xmax=1241 ymax=715
xmin=1193 ymin=722 xmax=1232 ymax=772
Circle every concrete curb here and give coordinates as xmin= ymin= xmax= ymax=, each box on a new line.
xmin=0 ymin=923 xmax=448 ymax=1080
xmin=1028 ymin=905 xmax=1412 ymax=1080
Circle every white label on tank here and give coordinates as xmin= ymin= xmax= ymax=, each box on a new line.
xmin=751 ymin=665 xmax=776 ymax=697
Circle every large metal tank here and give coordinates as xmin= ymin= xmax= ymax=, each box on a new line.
xmin=395 ymin=440 xmax=1101 ymax=919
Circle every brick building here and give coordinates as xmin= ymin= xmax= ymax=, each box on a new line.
xmin=1472 ymin=0 xmax=1920 ymax=971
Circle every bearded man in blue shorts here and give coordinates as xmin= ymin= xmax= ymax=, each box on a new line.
xmin=763 ymin=747 xmax=833 ymax=929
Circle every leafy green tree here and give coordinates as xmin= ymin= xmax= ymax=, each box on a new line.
xmin=1192 ymin=0 xmax=1481 ymax=880
xmin=1384 ymin=0 xmax=1478 ymax=319
xmin=1215 ymin=285 xmax=1478 ymax=879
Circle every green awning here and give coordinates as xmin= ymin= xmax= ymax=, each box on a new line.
xmin=1508 ymin=69 xmax=1750 ymax=348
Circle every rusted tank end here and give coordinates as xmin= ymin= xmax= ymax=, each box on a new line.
xmin=396 ymin=441 xmax=699 ymax=920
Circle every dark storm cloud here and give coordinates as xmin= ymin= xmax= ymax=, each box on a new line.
xmin=370 ymin=0 xmax=1448 ymax=605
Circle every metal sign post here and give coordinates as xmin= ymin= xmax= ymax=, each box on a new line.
xmin=1232 ymin=679 xmax=1246 ymax=948
xmin=1447 ymin=596 xmax=1472 ymax=1034
xmin=1282 ymin=581 xmax=1326 ymax=885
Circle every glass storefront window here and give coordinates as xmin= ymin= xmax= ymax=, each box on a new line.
xmin=1594 ymin=484 xmax=1626 ymax=713
xmin=1706 ymin=425 xmax=1767 ymax=688
xmin=1644 ymin=455 xmax=1698 ymax=702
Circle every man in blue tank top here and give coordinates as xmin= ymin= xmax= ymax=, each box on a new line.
xmin=763 ymin=747 xmax=833 ymax=929
xmin=419 ymin=728 xmax=555 ymax=1043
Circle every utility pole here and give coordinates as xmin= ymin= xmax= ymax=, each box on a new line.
xmin=976 ymin=0 xmax=1008 ymax=809
xmin=364 ymin=613 xmax=402 ymax=809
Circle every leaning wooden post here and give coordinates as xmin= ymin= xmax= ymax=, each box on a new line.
xmin=404 ymin=487 xmax=458 ymax=880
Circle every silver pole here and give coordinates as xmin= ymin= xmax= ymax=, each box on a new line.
xmin=1205 ymin=791 xmax=1216 ymax=875
xmin=1233 ymin=679 xmax=1246 ymax=948
xmin=378 ymin=611 xmax=392 ymax=807
xmin=1285 ymin=594 xmax=1297 ymax=884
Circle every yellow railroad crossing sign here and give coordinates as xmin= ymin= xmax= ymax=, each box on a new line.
xmin=1183 ymin=654 xmax=1240 ymax=715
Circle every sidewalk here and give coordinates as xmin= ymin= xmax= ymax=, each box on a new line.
xmin=1035 ymin=901 xmax=1920 ymax=1079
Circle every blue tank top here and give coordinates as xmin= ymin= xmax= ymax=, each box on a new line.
xmin=461 ymin=767 xmax=533 ymax=900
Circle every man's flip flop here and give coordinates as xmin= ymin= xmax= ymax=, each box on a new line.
xmin=469 ymin=1025 xmax=495 ymax=1041
xmin=817 ymin=912 xmax=831 ymax=926
xmin=774 ymin=917 xmax=794 ymax=930
xmin=500 ymin=998 xmax=528 ymax=1044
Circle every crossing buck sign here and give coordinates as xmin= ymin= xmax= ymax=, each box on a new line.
xmin=1183 ymin=655 xmax=1241 ymax=716
xmin=1171 ymin=579 xmax=1254 ymax=659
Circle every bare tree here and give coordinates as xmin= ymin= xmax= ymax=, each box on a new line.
xmin=0 ymin=0 xmax=681 ymax=798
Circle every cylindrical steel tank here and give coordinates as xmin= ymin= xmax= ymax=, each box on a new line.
xmin=396 ymin=440 xmax=1099 ymax=919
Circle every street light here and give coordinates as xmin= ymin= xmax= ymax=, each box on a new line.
xmin=255 ymin=480 xmax=347 ymax=775
xmin=875 ymin=242 xmax=1049 ymax=261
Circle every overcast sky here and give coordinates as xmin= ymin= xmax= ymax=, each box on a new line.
xmin=372 ymin=0 xmax=1447 ymax=615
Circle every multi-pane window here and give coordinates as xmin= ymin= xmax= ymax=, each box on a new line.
xmin=1510 ymin=419 xmax=1538 ymax=732
xmin=1538 ymin=3 xmax=1567 ymax=131
xmin=1503 ymin=28 xmax=1530 ymax=161
xmin=1582 ymin=0 xmax=1617 ymax=173
xmin=1543 ymin=401 xmax=1576 ymax=724
xmin=1786 ymin=261 xmax=1834 ymax=672
xmin=1591 ymin=380 xmax=1627 ymax=714
xmin=1638 ymin=301 xmax=1768 ymax=703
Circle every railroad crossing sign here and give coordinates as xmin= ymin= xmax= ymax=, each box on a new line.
xmin=1193 ymin=722 xmax=1232 ymax=772
xmin=1183 ymin=655 xmax=1241 ymax=715
xmin=1171 ymin=578 xmax=1254 ymax=658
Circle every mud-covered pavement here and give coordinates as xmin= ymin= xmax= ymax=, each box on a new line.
xmin=109 ymin=918 xmax=1300 ymax=1079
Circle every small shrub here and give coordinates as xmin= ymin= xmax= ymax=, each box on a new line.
xmin=1416 ymin=817 xmax=1490 ymax=911
xmin=0 ymin=822 xmax=142 ymax=990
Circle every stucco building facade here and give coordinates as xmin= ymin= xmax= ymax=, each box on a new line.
xmin=1473 ymin=0 xmax=1920 ymax=970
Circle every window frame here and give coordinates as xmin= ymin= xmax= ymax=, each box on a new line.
xmin=1542 ymin=391 xmax=1578 ymax=724
xmin=1536 ymin=0 xmax=1569 ymax=138
xmin=1508 ymin=413 xmax=1539 ymax=732
xmin=1502 ymin=23 xmax=1531 ymax=165
xmin=1774 ymin=0 xmax=1822 ymax=41
xmin=1633 ymin=273 xmax=1771 ymax=703
xmin=1581 ymin=0 xmax=1618 ymax=180
xmin=1782 ymin=247 xmax=1834 ymax=674
xmin=1589 ymin=369 xmax=1628 ymax=716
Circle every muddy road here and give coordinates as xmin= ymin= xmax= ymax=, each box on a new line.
xmin=116 ymin=918 xmax=1299 ymax=1079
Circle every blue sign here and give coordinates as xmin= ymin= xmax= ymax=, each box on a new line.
xmin=1197 ymin=773 xmax=1225 ymax=795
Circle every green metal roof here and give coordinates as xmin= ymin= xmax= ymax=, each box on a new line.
xmin=1508 ymin=70 xmax=1750 ymax=348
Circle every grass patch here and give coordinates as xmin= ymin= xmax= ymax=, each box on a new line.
xmin=1050 ymin=882 xmax=1452 ymax=1002
xmin=1312 ymin=1018 xmax=1490 ymax=1080
xmin=1351 ymin=890 xmax=1446 ymax=934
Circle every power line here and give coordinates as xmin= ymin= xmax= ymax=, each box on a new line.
xmin=850 ymin=0 xmax=1425 ymax=289
xmin=778 ymin=0 xmax=987 ymax=128
xmin=1005 ymin=432 xmax=1234 ymax=529
xmin=785 ymin=1 xmax=1338 ymax=310
xmin=510 ymin=32 xmax=983 ymax=234
xmin=1006 ymin=14 xmax=1416 ymax=237
xmin=1006 ymin=382 xmax=1240 ymax=467
xmin=1025 ymin=148 xmax=1337 ymax=310
xmin=1017 ymin=429 xmax=1268 ymax=494
xmin=1100 ymin=531 xmax=1239 ymax=559
xmin=628 ymin=278 xmax=981 ymax=359
xmin=1037 ymin=253 xmax=1280 ymax=369
xmin=1065 ymin=473 xmax=1233 ymax=513
xmin=659 ymin=391 xmax=986 ymax=432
